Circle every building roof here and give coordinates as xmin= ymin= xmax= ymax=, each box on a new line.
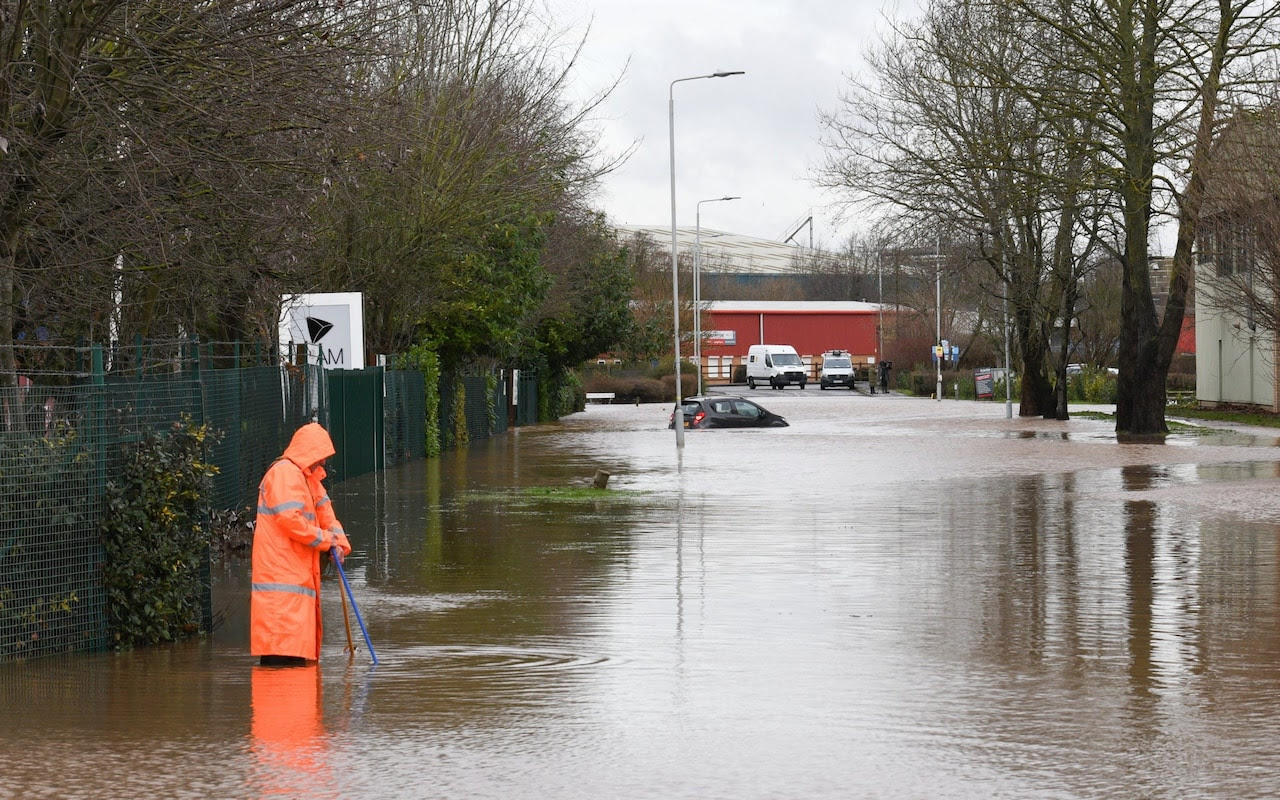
xmin=708 ymin=300 xmax=883 ymax=313
xmin=615 ymin=224 xmax=833 ymax=275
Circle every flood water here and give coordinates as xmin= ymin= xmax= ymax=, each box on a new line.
xmin=6 ymin=391 xmax=1280 ymax=798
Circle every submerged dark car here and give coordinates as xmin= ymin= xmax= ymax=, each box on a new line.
xmin=668 ymin=395 xmax=789 ymax=429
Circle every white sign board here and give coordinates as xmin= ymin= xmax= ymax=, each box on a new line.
xmin=279 ymin=292 xmax=365 ymax=369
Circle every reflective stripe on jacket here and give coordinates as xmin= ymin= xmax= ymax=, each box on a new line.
xmin=250 ymin=423 xmax=345 ymax=660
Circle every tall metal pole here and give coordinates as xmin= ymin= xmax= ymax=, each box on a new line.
xmin=876 ymin=249 xmax=883 ymax=362
xmin=695 ymin=196 xmax=739 ymax=397
xmin=935 ymin=235 xmax=942 ymax=402
xmin=1003 ymin=274 xmax=1013 ymax=418
xmin=668 ymin=71 xmax=744 ymax=448
xmin=669 ymin=84 xmax=683 ymax=447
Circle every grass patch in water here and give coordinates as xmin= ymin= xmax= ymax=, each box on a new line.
xmin=1072 ymin=409 xmax=1222 ymax=435
xmin=522 ymin=486 xmax=645 ymax=501
xmin=1072 ymin=411 xmax=1114 ymax=421
xmin=1165 ymin=404 xmax=1280 ymax=428
xmin=468 ymin=486 xmax=651 ymax=504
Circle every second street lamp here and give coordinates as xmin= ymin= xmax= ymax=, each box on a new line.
xmin=694 ymin=195 xmax=740 ymax=396
xmin=668 ymin=70 xmax=744 ymax=448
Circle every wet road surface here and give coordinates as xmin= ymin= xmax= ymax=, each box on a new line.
xmin=5 ymin=391 xmax=1280 ymax=798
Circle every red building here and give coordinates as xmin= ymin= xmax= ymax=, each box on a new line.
xmin=699 ymin=301 xmax=884 ymax=383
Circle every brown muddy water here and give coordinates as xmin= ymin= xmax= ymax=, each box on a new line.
xmin=6 ymin=391 xmax=1280 ymax=799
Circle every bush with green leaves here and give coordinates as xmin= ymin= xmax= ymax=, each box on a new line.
xmin=0 ymin=420 xmax=92 ymax=656
xmin=100 ymin=417 xmax=221 ymax=648
xmin=1066 ymin=367 xmax=1117 ymax=404
xmin=394 ymin=342 xmax=442 ymax=458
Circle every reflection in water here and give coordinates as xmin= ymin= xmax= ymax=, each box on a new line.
xmin=1122 ymin=465 xmax=1158 ymax=703
xmin=9 ymin=399 xmax=1280 ymax=797
xmin=249 ymin=664 xmax=336 ymax=799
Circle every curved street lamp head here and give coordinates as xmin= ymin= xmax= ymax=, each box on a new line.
xmin=698 ymin=195 xmax=741 ymax=209
xmin=669 ymin=69 xmax=745 ymax=449
xmin=671 ymin=71 xmax=746 ymax=92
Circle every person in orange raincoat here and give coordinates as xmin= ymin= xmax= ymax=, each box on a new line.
xmin=251 ymin=422 xmax=352 ymax=666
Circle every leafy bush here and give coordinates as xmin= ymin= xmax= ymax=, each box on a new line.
xmin=556 ymin=369 xmax=582 ymax=417
xmin=100 ymin=416 xmax=221 ymax=648
xmin=394 ymin=342 xmax=442 ymax=458
xmin=991 ymin=376 xmax=1022 ymax=401
xmin=0 ymin=420 xmax=93 ymax=656
xmin=1066 ymin=367 xmax=1117 ymax=403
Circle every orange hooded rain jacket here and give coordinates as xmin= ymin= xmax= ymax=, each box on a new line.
xmin=250 ymin=423 xmax=351 ymax=660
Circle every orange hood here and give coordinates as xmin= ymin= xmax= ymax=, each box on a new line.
xmin=282 ymin=423 xmax=336 ymax=472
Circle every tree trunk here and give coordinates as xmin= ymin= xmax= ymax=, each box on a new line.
xmin=0 ymin=247 xmax=13 ymax=388
xmin=1113 ymin=0 xmax=1166 ymax=435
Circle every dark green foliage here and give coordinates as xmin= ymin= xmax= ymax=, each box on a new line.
xmin=538 ymin=369 xmax=582 ymax=421
xmin=393 ymin=343 xmax=443 ymax=458
xmin=423 ymin=212 xmax=554 ymax=368
xmin=0 ymin=419 xmax=93 ymax=656
xmin=1064 ymin=367 xmax=1117 ymax=404
xmin=100 ymin=417 xmax=221 ymax=648
xmin=524 ymin=211 xmax=635 ymax=374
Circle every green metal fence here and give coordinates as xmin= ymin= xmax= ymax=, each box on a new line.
xmin=0 ymin=342 xmax=333 ymax=660
xmin=384 ymin=368 xmax=427 ymax=466
xmin=515 ymin=373 xmax=539 ymax=426
xmin=438 ymin=374 xmax=510 ymax=451
xmin=0 ymin=341 xmax=537 ymax=661
xmin=0 ymin=379 xmax=107 ymax=658
xmin=328 ymin=368 xmax=385 ymax=484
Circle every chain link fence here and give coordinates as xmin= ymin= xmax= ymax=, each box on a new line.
xmin=0 ymin=342 xmax=321 ymax=661
xmin=0 ymin=341 xmax=538 ymax=662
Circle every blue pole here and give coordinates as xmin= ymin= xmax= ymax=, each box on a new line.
xmin=332 ymin=557 xmax=378 ymax=665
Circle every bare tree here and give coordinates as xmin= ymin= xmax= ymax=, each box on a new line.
xmin=1 ymin=0 xmax=634 ymax=384
xmin=618 ymin=229 xmax=683 ymax=362
xmin=1 ymin=1 xmax=363 ymax=380
xmin=1074 ymin=259 xmax=1125 ymax=367
xmin=312 ymin=0 xmax=625 ymax=365
xmin=819 ymin=0 xmax=1107 ymax=417
xmin=1015 ymin=0 xmax=1280 ymax=432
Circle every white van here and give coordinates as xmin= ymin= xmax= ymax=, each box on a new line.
xmin=819 ymin=350 xmax=855 ymax=390
xmin=746 ymin=344 xmax=807 ymax=389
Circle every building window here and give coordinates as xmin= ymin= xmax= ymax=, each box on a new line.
xmin=1201 ymin=215 xmax=1254 ymax=278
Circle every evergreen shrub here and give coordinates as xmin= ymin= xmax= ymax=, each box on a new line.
xmin=100 ymin=416 xmax=221 ymax=648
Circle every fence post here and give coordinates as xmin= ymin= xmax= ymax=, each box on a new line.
xmin=91 ymin=344 xmax=106 ymax=497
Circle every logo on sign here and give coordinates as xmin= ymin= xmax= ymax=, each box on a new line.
xmin=306 ymin=317 xmax=334 ymax=342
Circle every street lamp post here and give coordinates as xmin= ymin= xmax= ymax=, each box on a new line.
xmin=695 ymin=195 xmax=740 ymax=396
xmin=935 ymin=235 xmax=942 ymax=402
xmin=1003 ymin=284 xmax=1013 ymax=418
xmin=669 ymin=70 xmax=744 ymax=448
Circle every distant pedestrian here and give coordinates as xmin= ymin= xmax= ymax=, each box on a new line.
xmin=878 ymin=361 xmax=892 ymax=394
xmin=251 ymin=422 xmax=351 ymax=666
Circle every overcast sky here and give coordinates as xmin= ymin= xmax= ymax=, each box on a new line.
xmin=553 ymin=0 xmax=921 ymax=249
